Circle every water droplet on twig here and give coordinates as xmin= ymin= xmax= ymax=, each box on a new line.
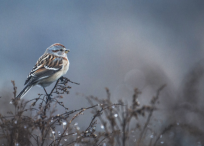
xmin=73 ymin=133 xmax=77 ymax=136
xmin=114 ymin=114 xmax=118 ymax=117
xmin=58 ymin=131 xmax=61 ymax=136
xmin=101 ymin=125 xmax=104 ymax=129
xmin=63 ymin=122 xmax=67 ymax=125
xmin=150 ymin=134 xmax=154 ymax=139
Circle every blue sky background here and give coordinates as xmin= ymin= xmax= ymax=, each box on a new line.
xmin=0 ymin=0 xmax=204 ymax=117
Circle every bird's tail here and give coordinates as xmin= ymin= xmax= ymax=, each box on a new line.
xmin=16 ymin=84 xmax=33 ymax=99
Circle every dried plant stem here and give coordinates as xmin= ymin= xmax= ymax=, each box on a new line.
xmin=137 ymin=85 xmax=165 ymax=146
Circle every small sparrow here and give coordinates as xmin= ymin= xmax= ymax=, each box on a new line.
xmin=16 ymin=43 xmax=70 ymax=99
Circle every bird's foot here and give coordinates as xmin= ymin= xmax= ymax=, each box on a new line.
xmin=60 ymin=76 xmax=64 ymax=82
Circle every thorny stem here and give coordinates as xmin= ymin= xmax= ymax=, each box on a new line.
xmin=97 ymin=137 xmax=107 ymax=146
xmin=5 ymin=78 xmax=81 ymax=145
xmin=7 ymin=79 xmax=159 ymax=146
xmin=40 ymin=77 xmax=76 ymax=146
xmin=122 ymin=105 xmax=128 ymax=146
xmin=137 ymin=85 xmax=166 ymax=146
xmin=153 ymin=124 xmax=174 ymax=146
xmin=48 ymin=78 xmax=61 ymax=100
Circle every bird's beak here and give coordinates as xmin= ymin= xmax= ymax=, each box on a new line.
xmin=65 ymin=49 xmax=70 ymax=54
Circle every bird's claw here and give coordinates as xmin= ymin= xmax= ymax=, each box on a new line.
xmin=60 ymin=76 xmax=64 ymax=82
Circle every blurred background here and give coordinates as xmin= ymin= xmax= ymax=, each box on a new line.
xmin=0 ymin=0 xmax=204 ymax=145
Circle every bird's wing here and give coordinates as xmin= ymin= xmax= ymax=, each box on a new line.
xmin=24 ymin=53 xmax=63 ymax=85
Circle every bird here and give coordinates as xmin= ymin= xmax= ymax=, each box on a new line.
xmin=16 ymin=43 xmax=70 ymax=99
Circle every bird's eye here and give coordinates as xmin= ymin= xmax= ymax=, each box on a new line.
xmin=52 ymin=50 xmax=59 ymax=52
xmin=60 ymin=49 xmax=63 ymax=51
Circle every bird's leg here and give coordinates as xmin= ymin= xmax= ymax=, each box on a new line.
xmin=43 ymin=87 xmax=51 ymax=100
xmin=43 ymin=87 xmax=48 ymax=96
xmin=43 ymin=77 xmax=62 ymax=103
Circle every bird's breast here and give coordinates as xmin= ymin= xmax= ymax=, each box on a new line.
xmin=62 ymin=58 xmax=69 ymax=75
xmin=37 ymin=58 xmax=69 ymax=87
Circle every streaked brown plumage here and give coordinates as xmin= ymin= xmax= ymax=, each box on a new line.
xmin=16 ymin=43 xmax=70 ymax=99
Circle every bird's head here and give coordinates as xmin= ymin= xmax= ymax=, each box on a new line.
xmin=45 ymin=43 xmax=70 ymax=57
